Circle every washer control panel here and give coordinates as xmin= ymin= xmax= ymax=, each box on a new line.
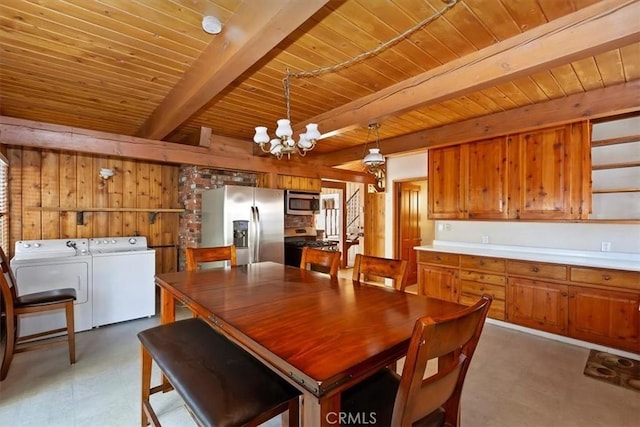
xmin=88 ymin=236 xmax=148 ymax=253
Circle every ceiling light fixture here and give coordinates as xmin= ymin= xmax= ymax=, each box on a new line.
xmin=363 ymin=123 xmax=385 ymax=174
xmin=202 ymin=16 xmax=222 ymax=34
xmin=362 ymin=123 xmax=386 ymax=190
xmin=253 ymin=69 xmax=320 ymax=159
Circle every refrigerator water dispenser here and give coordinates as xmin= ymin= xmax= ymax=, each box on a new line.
xmin=233 ymin=220 xmax=249 ymax=248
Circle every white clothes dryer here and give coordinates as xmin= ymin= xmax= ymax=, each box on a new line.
xmin=89 ymin=236 xmax=156 ymax=327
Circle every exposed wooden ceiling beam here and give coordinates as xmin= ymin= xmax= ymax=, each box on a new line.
xmin=136 ymin=0 xmax=329 ymax=140
xmin=300 ymin=0 xmax=640 ymax=139
xmin=0 ymin=116 xmax=374 ymax=184
xmin=315 ymin=81 xmax=640 ymax=166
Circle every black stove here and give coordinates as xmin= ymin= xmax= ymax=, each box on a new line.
xmin=285 ymin=240 xmax=339 ymax=248
xmin=284 ymin=236 xmax=339 ymax=267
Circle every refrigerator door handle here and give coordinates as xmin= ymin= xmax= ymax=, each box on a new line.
xmin=249 ymin=206 xmax=255 ymax=263
xmin=254 ymin=206 xmax=261 ymax=262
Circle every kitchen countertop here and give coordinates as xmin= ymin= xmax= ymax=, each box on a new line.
xmin=415 ymin=241 xmax=640 ymax=272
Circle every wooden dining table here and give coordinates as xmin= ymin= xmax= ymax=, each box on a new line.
xmin=155 ymin=261 xmax=466 ymax=427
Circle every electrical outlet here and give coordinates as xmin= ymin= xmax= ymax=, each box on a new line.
xmin=601 ymin=241 xmax=611 ymax=252
xmin=444 ymin=223 xmax=452 ymax=231
xmin=481 ymin=235 xmax=489 ymax=244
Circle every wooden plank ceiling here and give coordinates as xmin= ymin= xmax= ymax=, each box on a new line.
xmin=1 ymin=0 xmax=639 ymax=176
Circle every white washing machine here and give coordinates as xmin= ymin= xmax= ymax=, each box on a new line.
xmin=10 ymin=238 xmax=93 ymax=336
xmin=89 ymin=236 xmax=156 ymax=327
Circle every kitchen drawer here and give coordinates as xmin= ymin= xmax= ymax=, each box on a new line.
xmin=460 ymin=270 xmax=506 ymax=286
xmin=460 ymin=280 xmax=506 ymax=300
xmin=417 ymin=251 xmax=459 ymax=266
xmin=460 ymin=292 xmax=505 ymax=320
xmin=460 ymin=255 xmax=505 ymax=272
xmin=507 ymin=260 xmax=567 ymax=281
xmin=570 ymin=267 xmax=640 ymax=291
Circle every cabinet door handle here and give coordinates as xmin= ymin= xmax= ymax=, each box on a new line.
xmin=561 ymin=292 xmax=568 ymax=297
xmin=603 ymin=275 xmax=611 ymax=281
xmin=479 ymin=260 xmax=485 ymax=266
xmin=531 ymin=267 xmax=539 ymax=272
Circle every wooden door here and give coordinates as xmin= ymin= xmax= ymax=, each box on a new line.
xmin=418 ymin=265 xmax=459 ymax=302
xmin=569 ymin=286 xmax=640 ymax=353
xmin=507 ymin=277 xmax=568 ymax=335
xmin=363 ymin=191 xmax=385 ymax=257
xmin=467 ymin=136 xmax=508 ymax=219
xmin=428 ymin=145 xmax=467 ymax=219
xmin=398 ymin=183 xmax=422 ymax=285
xmin=509 ymin=126 xmax=572 ymax=219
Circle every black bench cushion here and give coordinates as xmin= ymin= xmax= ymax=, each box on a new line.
xmin=138 ymin=318 xmax=300 ymax=427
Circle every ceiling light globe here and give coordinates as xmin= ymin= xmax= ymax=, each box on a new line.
xmin=275 ymin=119 xmax=293 ymax=138
xmin=253 ymin=126 xmax=270 ymax=144
xmin=305 ymin=123 xmax=321 ymax=141
xmin=269 ymin=139 xmax=283 ymax=154
xmin=363 ymin=148 xmax=385 ymax=165
xmin=298 ymin=134 xmax=312 ymax=149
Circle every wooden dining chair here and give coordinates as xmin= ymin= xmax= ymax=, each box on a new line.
xmin=0 ymin=246 xmax=77 ymax=381
xmin=341 ymin=295 xmax=492 ymax=427
xmin=185 ymin=245 xmax=237 ymax=271
xmin=352 ymin=253 xmax=409 ymax=291
xmin=299 ymin=247 xmax=341 ymax=279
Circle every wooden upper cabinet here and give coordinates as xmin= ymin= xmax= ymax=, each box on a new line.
xmin=428 ymin=144 xmax=466 ymax=218
xmin=467 ymin=136 xmax=508 ymax=219
xmin=428 ymin=136 xmax=508 ymax=219
xmin=427 ymin=121 xmax=590 ymax=221
xmin=508 ymin=122 xmax=590 ymax=220
xmin=258 ymin=173 xmax=322 ymax=192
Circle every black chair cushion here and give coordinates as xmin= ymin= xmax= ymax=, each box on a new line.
xmin=15 ymin=288 xmax=76 ymax=307
xmin=341 ymin=368 xmax=445 ymax=427
xmin=138 ymin=318 xmax=300 ymax=427
xmin=341 ymin=368 xmax=399 ymax=426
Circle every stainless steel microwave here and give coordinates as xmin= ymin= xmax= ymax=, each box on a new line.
xmin=285 ymin=191 xmax=320 ymax=215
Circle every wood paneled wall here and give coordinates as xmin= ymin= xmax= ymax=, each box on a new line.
xmin=6 ymin=147 xmax=181 ymax=273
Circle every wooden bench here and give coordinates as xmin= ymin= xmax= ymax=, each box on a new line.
xmin=138 ymin=318 xmax=300 ymax=426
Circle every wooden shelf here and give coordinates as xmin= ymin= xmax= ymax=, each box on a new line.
xmin=28 ymin=207 xmax=184 ymax=225
xmin=592 ymin=188 xmax=640 ymax=194
xmin=591 ymin=134 xmax=640 ymax=147
xmin=592 ymin=161 xmax=640 ymax=170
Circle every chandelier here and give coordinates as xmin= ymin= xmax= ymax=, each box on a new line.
xmin=251 ymin=0 xmax=459 ymax=161
xmin=253 ymin=70 xmax=320 ymax=159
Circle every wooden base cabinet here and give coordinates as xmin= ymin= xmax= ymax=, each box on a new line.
xmin=418 ymin=249 xmax=639 ymax=353
xmin=507 ymin=277 xmax=569 ymax=335
xmin=418 ymin=264 xmax=459 ymax=303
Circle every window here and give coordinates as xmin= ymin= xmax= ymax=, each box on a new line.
xmin=0 ymin=154 xmax=8 ymax=253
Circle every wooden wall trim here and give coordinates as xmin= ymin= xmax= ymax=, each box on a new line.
xmin=0 ymin=116 xmax=375 ymax=184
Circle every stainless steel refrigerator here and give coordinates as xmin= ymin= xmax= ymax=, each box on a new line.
xmin=201 ymin=185 xmax=284 ymax=265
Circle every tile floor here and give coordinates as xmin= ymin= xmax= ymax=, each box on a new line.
xmin=1 ymin=306 xmax=639 ymax=426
